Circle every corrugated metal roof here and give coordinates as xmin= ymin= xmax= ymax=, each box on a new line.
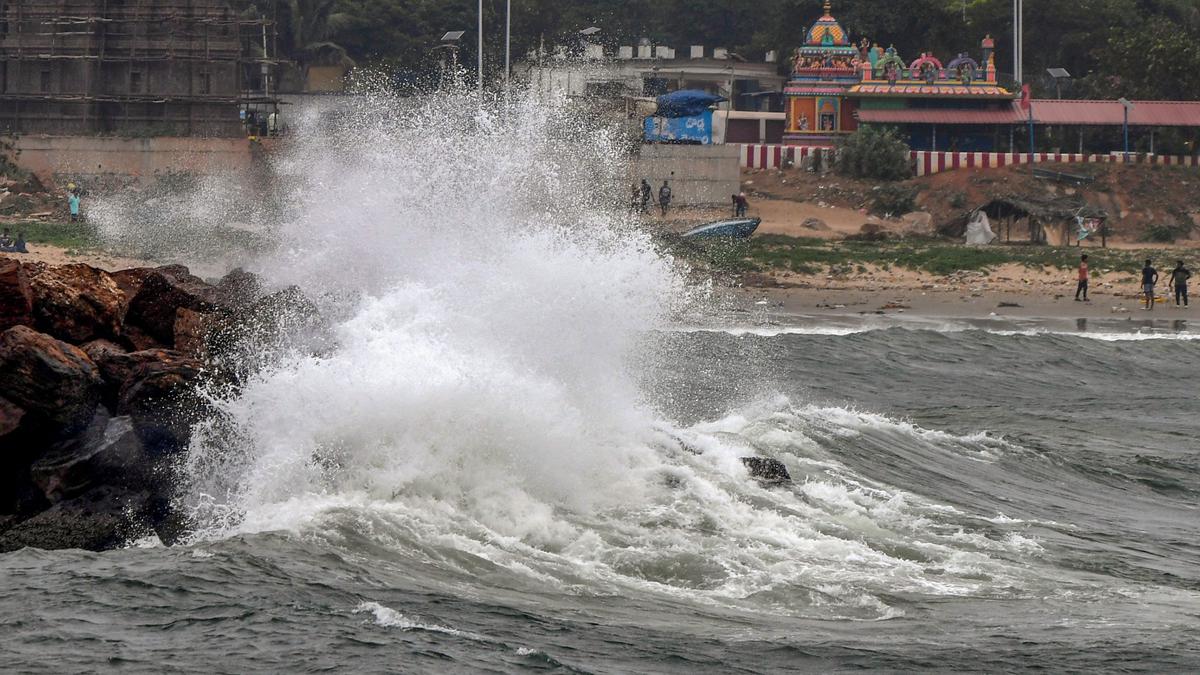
xmin=856 ymin=100 xmax=1200 ymax=127
xmin=856 ymin=108 xmax=1023 ymax=124
xmin=1027 ymin=100 xmax=1200 ymax=126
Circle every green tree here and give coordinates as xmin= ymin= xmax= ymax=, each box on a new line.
xmin=836 ymin=125 xmax=912 ymax=181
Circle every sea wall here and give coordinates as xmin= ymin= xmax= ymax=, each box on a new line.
xmin=7 ymin=136 xmax=276 ymax=185
xmin=630 ymin=144 xmax=741 ymax=207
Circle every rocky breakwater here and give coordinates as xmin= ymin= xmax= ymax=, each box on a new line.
xmin=0 ymin=260 xmax=321 ymax=552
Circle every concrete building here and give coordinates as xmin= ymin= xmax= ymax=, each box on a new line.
xmin=523 ymin=43 xmax=786 ymax=112
xmin=0 ymin=0 xmax=279 ymax=137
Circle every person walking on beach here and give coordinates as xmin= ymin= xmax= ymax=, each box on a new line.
xmin=1074 ymin=254 xmax=1089 ymax=301
xmin=1141 ymin=259 xmax=1159 ymax=310
xmin=68 ymin=189 xmax=81 ymax=223
xmin=658 ymin=180 xmax=672 ymax=216
xmin=734 ymin=192 xmax=749 ymax=218
xmin=630 ymin=182 xmax=641 ymax=214
xmin=1168 ymin=260 xmax=1191 ymax=308
xmin=639 ymin=179 xmax=652 ymax=213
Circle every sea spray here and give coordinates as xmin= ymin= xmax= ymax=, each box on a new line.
xmin=181 ymin=87 xmax=695 ymax=540
xmin=163 ymin=87 xmax=1061 ymax=620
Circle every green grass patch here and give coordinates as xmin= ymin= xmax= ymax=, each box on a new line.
xmin=6 ymin=220 xmax=101 ymax=250
xmin=671 ymin=234 xmax=1160 ymax=278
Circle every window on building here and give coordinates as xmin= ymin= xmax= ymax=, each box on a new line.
xmin=39 ymin=70 xmax=51 ymax=93
xmin=130 ymin=71 xmax=143 ymax=94
xmin=199 ymin=72 xmax=211 ymax=95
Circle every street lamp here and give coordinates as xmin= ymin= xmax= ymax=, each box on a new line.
xmin=433 ymin=31 xmax=465 ymax=86
xmin=1119 ymin=97 xmax=1134 ymax=161
xmin=1046 ymin=67 xmax=1070 ymax=99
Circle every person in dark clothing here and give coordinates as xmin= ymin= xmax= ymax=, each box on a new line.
xmin=639 ymin=179 xmax=652 ymax=213
xmin=1168 ymin=260 xmax=1191 ymax=307
xmin=658 ymin=180 xmax=672 ymax=216
xmin=1142 ymin=259 xmax=1159 ymax=310
xmin=630 ymin=183 xmax=641 ymax=213
xmin=1074 ymin=254 xmax=1089 ymax=301
xmin=731 ymin=193 xmax=739 ymax=217
xmin=735 ymin=192 xmax=749 ymax=218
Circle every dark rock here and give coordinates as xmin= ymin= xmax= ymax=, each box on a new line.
xmin=117 ymin=353 xmax=205 ymax=456
xmin=31 ymin=415 xmax=152 ymax=504
xmin=207 ymin=285 xmax=328 ymax=362
xmin=0 ymin=325 xmax=102 ymax=434
xmin=86 ymin=344 xmax=193 ymax=412
xmin=124 ymin=266 xmax=218 ymax=345
xmin=214 ymin=267 xmax=263 ymax=309
xmin=741 ymin=457 xmax=792 ymax=483
xmin=0 ymin=485 xmax=150 ymax=552
xmin=110 ymin=266 xmax=156 ymax=300
xmin=27 ymin=263 xmax=126 ymax=343
xmin=0 ymin=396 xmax=24 ymax=439
xmin=173 ymin=308 xmax=214 ymax=357
xmin=0 ymin=258 xmax=33 ymax=331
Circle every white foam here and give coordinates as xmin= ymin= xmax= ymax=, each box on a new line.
xmin=353 ymin=601 xmax=482 ymax=639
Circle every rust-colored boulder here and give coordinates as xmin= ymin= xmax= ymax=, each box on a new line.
xmin=117 ymin=352 xmax=206 ymax=456
xmin=82 ymin=340 xmax=191 ymax=411
xmin=0 ymin=325 xmax=102 ymax=434
xmin=27 ymin=263 xmax=126 ymax=344
xmin=124 ymin=266 xmax=218 ymax=346
xmin=0 ymin=259 xmax=33 ymax=331
xmin=174 ymin=308 xmax=215 ymax=357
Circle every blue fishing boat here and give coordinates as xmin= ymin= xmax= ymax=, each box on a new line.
xmin=681 ymin=217 xmax=761 ymax=239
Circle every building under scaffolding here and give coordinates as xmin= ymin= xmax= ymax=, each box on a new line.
xmin=0 ymin=0 xmax=280 ymax=136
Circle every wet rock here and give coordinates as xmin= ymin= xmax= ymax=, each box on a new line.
xmin=173 ymin=308 xmax=214 ymax=357
xmin=741 ymin=457 xmax=792 ymax=483
xmin=31 ymin=415 xmax=151 ymax=504
xmin=0 ymin=326 xmax=102 ymax=434
xmin=0 ymin=258 xmax=33 ymax=331
xmin=802 ymin=217 xmax=830 ymax=231
xmin=124 ymin=266 xmax=218 ymax=345
xmin=0 ymin=396 xmax=24 ymax=439
xmin=117 ymin=353 xmax=206 ymax=457
xmin=27 ymin=263 xmax=126 ymax=343
xmin=85 ymin=343 xmax=194 ymax=412
xmin=110 ymin=266 xmax=156 ymax=300
xmin=214 ymin=267 xmax=264 ymax=309
xmin=0 ymin=485 xmax=150 ymax=552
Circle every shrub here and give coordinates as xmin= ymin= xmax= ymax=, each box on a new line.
xmin=871 ymin=184 xmax=918 ymax=216
xmin=1140 ymin=222 xmax=1192 ymax=243
xmin=836 ymin=126 xmax=912 ymax=181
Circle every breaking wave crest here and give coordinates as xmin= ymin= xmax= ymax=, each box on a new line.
xmin=172 ymin=89 xmax=1071 ymax=621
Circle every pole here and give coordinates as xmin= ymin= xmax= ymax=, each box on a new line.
xmin=1123 ymin=107 xmax=1130 ymax=161
xmin=1028 ymin=102 xmax=1035 ymax=172
xmin=478 ymin=0 xmax=484 ymax=92
xmin=505 ymin=0 xmax=511 ymax=87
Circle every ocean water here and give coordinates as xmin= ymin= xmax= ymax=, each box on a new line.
xmin=2 ymin=91 xmax=1199 ymax=673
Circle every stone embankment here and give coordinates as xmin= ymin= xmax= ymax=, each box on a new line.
xmin=0 ymin=260 xmax=318 ymax=552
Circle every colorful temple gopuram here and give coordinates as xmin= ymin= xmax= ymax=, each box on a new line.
xmin=785 ymin=1 xmax=1013 ymax=150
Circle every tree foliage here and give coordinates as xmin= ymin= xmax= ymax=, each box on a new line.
xmin=836 ymin=126 xmax=912 ymax=182
xmin=271 ymin=0 xmax=1200 ymax=99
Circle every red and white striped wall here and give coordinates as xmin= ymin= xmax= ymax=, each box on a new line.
xmin=737 ymin=143 xmax=1200 ymax=176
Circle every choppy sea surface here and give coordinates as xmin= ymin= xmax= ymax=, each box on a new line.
xmin=3 ymin=315 xmax=1197 ymax=673
xmin=3 ymin=91 xmax=1198 ymax=672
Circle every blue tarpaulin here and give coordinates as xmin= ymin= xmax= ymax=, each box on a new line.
xmin=654 ymin=90 xmax=726 ymax=118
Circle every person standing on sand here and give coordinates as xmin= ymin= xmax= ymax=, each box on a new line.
xmin=658 ymin=180 xmax=672 ymax=216
xmin=68 ymin=189 xmax=81 ymax=223
xmin=735 ymin=192 xmax=749 ymax=218
xmin=1074 ymin=254 xmax=1089 ymax=301
xmin=640 ymin=179 xmax=652 ymax=213
xmin=1142 ymin=259 xmax=1159 ymax=310
xmin=1168 ymin=260 xmax=1191 ymax=308
xmin=630 ymin=183 xmax=641 ymax=213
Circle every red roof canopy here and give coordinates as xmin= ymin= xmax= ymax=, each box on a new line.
xmin=856 ymin=100 xmax=1200 ymax=127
